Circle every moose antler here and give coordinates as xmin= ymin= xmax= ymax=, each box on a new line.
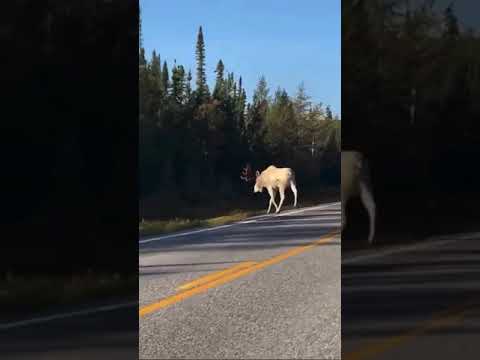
xmin=240 ymin=163 xmax=255 ymax=182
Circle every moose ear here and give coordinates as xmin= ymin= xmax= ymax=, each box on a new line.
xmin=255 ymin=170 xmax=260 ymax=177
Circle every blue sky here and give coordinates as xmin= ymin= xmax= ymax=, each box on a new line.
xmin=435 ymin=0 xmax=480 ymax=30
xmin=140 ymin=0 xmax=341 ymax=117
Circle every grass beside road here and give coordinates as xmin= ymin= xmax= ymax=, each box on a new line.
xmin=139 ymin=210 xmax=263 ymax=237
xmin=139 ymin=189 xmax=340 ymax=237
xmin=0 ymin=272 xmax=137 ymax=322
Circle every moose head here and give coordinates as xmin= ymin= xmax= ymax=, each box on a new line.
xmin=240 ymin=163 xmax=256 ymax=182
xmin=240 ymin=163 xmax=262 ymax=192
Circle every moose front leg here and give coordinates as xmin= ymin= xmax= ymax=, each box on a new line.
xmin=359 ymin=181 xmax=376 ymax=244
xmin=267 ymin=187 xmax=278 ymax=214
xmin=276 ymin=186 xmax=286 ymax=213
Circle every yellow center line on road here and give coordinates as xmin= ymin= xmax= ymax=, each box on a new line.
xmin=343 ymin=300 xmax=474 ymax=360
xmin=176 ymin=261 xmax=258 ymax=291
xmin=139 ymin=230 xmax=339 ymax=318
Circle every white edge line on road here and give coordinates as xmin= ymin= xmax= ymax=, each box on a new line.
xmin=343 ymin=280 xmax=480 ymax=293
xmin=277 ymin=202 xmax=339 ymax=217
xmin=0 ymin=301 xmax=138 ymax=331
xmin=342 ymin=238 xmax=461 ymax=265
xmin=343 ymin=267 xmax=480 ymax=279
xmin=139 ymin=201 xmax=340 ymax=244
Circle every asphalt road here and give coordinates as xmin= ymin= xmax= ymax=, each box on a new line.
xmin=0 ymin=300 xmax=138 ymax=359
xmin=139 ymin=202 xmax=341 ymax=359
xmin=342 ymin=232 xmax=480 ymax=360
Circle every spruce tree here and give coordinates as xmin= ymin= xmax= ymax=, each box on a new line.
xmin=326 ymin=105 xmax=333 ymax=120
xmin=213 ymin=59 xmax=225 ymax=100
xmin=149 ymin=51 xmax=163 ymax=105
xmin=443 ymin=4 xmax=459 ymax=40
xmin=150 ymin=51 xmax=161 ymax=84
xmin=185 ymin=69 xmax=193 ymax=102
xmin=171 ymin=63 xmax=186 ymax=104
xmin=195 ymin=26 xmax=208 ymax=101
xmin=139 ymin=48 xmax=146 ymax=67
xmin=227 ymin=73 xmax=234 ymax=98
xmin=247 ymin=76 xmax=270 ymax=153
xmin=294 ymin=81 xmax=311 ymax=115
xmin=241 ymin=89 xmax=247 ymax=112
xmin=238 ymin=76 xmax=243 ymax=99
xmin=162 ymin=61 xmax=169 ymax=95
xmin=252 ymin=75 xmax=269 ymax=105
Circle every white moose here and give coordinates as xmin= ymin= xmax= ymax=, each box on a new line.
xmin=241 ymin=164 xmax=298 ymax=214
xmin=342 ymin=151 xmax=376 ymax=244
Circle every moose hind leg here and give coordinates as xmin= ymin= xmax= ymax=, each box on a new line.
xmin=359 ymin=181 xmax=376 ymax=244
xmin=290 ymin=181 xmax=298 ymax=207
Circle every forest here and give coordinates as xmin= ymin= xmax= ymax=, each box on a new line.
xmin=3 ymin=2 xmax=138 ymax=277
xmin=139 ymin=20 xmax=341 ymax=220
xmin=343 ymin=0 xmax=480 ymax=242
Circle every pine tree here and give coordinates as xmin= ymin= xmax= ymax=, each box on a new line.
xmin=325 ymin=105 xmax=333 ymax=120
xmin=150 ymin=51 xmax=161 ymax=84
xmin=241 ymin=89 xmax=247 ymax=112
xmin=195 ymin=26 xmax=208 ymax=101
xmin=178 ymin=65 xmax=186 ymax=103
xmin=185 ymin=69 xmax=193 ymax=102
xmin=226 ymin=73 xmax=234 ymax=98
xmin=162 ymin=61 xmax=169 ymax=95
xmin=213 ymin=59 xmax=225 ymax=100
xmin=171 ymin=63 xmax=186 ymax=104
xmin=238 ymin=76 xmax=243 ymax=100
xmin=265 ymin=88 xmax=297 ymax=157
xmin=443 ymin=4 xmax=459 ymax=40
xmin=246 ymin=76 xmax=270 ymax=153
xmin=139 ymin=47 xmax=146 ymax=67
xmin=294 ymin=81 xmax=311 ymax=115
xmin=252 ymin=75 xmax=269 ymax=105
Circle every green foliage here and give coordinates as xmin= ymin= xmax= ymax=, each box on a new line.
xmin=213 ymin=59 xmax=225 ymax=100
xmin=171 ymin=63 xmax=186 ymax=104
xmin=443 ymin=4 xmax=459 ymax=40
xmin=252 ymin=75 xmax=270 ymax=105
xmin=195 ymin=26 xmax=209 ymax=102
xmin=342 ymin=0 xmax=480 ymax=237
xmin=139 ymin=24 xmax=340 ymax=217
xmin=161 ymin=61 xmax=169 ymax=95
xmin=264 ymin=88 xmax=297 ymax=159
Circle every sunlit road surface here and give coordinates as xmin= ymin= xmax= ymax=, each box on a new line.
xmin=342 ymin=232 xmax=480 ymax=360
xmin=139 ymin=202 xmax=341 ymax=359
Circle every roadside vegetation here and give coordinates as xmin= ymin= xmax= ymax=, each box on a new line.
xmin=139 ymin=10 xmax=341 ymax=224
xmin=0 ymin=273 xmax=137 ymax=321
xmin=139 ymin=211 xmax=260 ymax=237
xmin=140 ymin=187 xmax=340 ymax=237
xmin=343 ymin=1 xmax=480 ymax=242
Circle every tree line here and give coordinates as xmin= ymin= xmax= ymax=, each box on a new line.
xmin=3 ymin=1 xmax=139 ymax=275
xmin=343 ymin=0 xmax=480 ymax=238
xmin=139 ymin=22 xmax=341 ymax=218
